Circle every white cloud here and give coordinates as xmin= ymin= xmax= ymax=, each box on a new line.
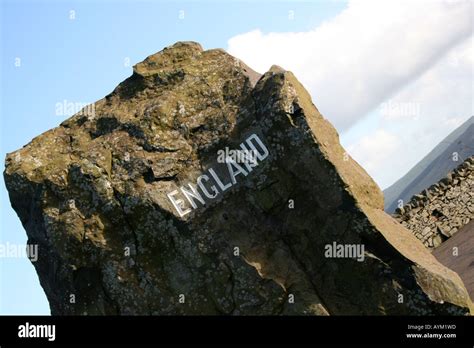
xmin=227 ymin=0 xmax=472 ymax=131
xmin=345 ymin=38 xmax=472 ymax=189
xmin=383 ymin=38 xmax=473 ymax=125
xmin=347 ymin=129 xmax=400 ymax=181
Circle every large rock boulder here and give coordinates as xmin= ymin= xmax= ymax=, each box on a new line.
xmin=4 ymin=42 xmax=473 ymax=315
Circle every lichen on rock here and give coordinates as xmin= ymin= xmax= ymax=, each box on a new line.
xmin=4 ymin=42 xmax=473 ymax=315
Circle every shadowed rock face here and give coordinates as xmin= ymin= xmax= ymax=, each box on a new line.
xmin=4 ymin=42 xmax=473 ymax=315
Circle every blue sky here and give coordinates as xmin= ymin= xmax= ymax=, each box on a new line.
xmin=1 ymin=0 xmax=472 ymax=315
xmin=0 ymin=0 xmax=347 ymax=315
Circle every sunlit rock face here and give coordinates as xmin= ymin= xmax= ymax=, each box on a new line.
xmin=4 ymin=42 xmax=473 ymax=315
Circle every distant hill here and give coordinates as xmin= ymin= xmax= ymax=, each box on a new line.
xmin=384 ymin=116 xmax=474 ymax=213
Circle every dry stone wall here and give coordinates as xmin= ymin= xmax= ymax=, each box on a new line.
xmin=394 ymin=156 xmax=474 ymax=249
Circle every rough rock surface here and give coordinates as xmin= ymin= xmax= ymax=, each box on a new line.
xmin=4 ymin=42 xmax=473 ymax=315
xmin=394 ymin=157 xmax=474 ymax=249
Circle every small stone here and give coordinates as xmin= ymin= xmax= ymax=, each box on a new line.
xmin=427 ymin=237 xmax=434 ymax=247
xmin=432 ymin=235 xmax=443 ymax=248
xmin=422 ymin=226 xmax=431 ymax=236
xmin=437 ymin=225 xmax=451 ymax=238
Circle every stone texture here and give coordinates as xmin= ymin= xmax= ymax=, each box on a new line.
xmin=394 ymin=156 xmax=474 ymax=249
xmin=4 ymin=42 xmax=473 ymax=315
